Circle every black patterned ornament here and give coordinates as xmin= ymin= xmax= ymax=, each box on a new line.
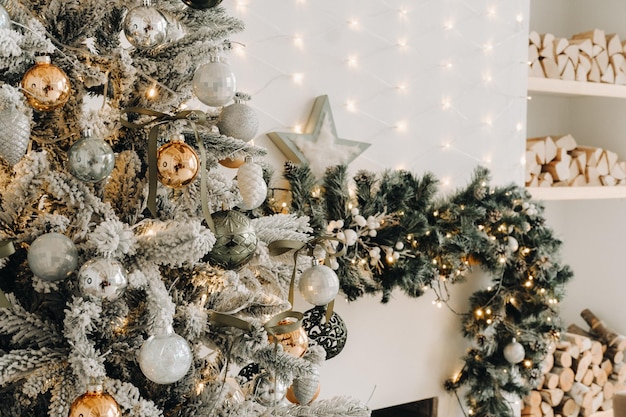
xmin=182 ymin=0 xmax=222 ymax=9
xmin=302 ymin=306 xmax=348 ymax=360
xmin=238 ymin=363 xmax=262 ymax=383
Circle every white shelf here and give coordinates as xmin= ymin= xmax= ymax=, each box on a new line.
xmin=526 ymin=186 xmax=626 ymax=201
xmin=528 ymin=77 xmax=626 ymax=99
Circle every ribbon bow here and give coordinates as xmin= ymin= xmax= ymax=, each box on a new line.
xmin=120 ymin=107 xmax=216 ymax=233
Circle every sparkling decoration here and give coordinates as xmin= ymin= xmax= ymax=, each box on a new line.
xmin=206 ymin=210 xmax=257 ymax=270
xmin=68 ymin=131 xmax=115 ymax=183
xmin=192 ymin=57 xmax=236 ymax=107
xmin=123 ymin=3 xmax=168 ymax=49
xmin=182 ymin=0 xmax=223 ymax=9
xmin=267 ymin=313 xmax=309 ymax=358
xmin=69 ymin=389 xmax=122 ymax=417
xmin=138 ymin=330 xmax=193 ymax=384
xmin=245 ymin=370 xmax=288 ymax=407
xmin=0 ymin=97 xmax=30 ymax=166
xmin=286 ymin=375 xmax=320 ymax=405
xmin=237 ymin=156 xmax=267 ymax=210
xmin=302 ymin=306 xmax=348 ymax=360
xmin=217 ymin=97 xmax=259 ymax=141
xmin=219 ymin=156 xmax=245 ymax=169
xmin=27 ymin=232 xmax=78 ymax=282
xmin=0 ymin=5 xmax=10 ymax=29
xmin=21 ymin=56 xmax=71 ymax=112
xmin=503 ymin=338 xmax=526 ymax=364
xmin=157 ymin=135 xmax=199 ymax=188
xmin=298 ymin=261 xmax=340 ymax=306
xmin=78 ymin=258 xmax=128 ymax=301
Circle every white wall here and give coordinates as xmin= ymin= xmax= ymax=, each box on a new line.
xmin=222 ymin=0 xmax=530 ymax=414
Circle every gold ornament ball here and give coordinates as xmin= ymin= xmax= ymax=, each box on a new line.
xmin=218 ymin=156 xmax=246 ymax=169
xmin=266 ymin=312 xmax=309 ymax=358
xmin=69 ymin=390 xmax=122 ymax=417
xmin=157 ymin=138 xmax=199 ymax=188
xmin=21 ymin=56 xmax=71 ymax=112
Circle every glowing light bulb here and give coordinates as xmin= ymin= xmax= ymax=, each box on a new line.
xmin=292 ymin=73 xmax=304 ymax=84
xmin=294 ymin=124 xmax=303 ymax=134
xmin=443 ymin=19 xmax=454 ymax=30
xmin=293 ymin=34 xmax=304 ymax=49
xmin=347 ymin=55 xmax=359 ymax=68
xmin=475 ymin=309 xmax=484 ymax=317
xmin=399 ymin=9 xmax=408 ymax=17
xmin=441 ymin=177 xmax=451 ymax=187
xmin=483 ymin=42 xmax=494 ymax=54
xmin=441 ymin=98 xmax=451 ymax=110
xmin=346 ymin=100 xmax=357 ymax=112
xmin=516 ymin=122 xmax=523 ymax=132
xmin=516 ymin=13 xmax=524 ymax=23
xmin=395 ymin=120 xmax=407 ymax=132
xmin=397 ymin=38 xmax=408 ymax=48
xmin=348 ymin=19 xmax=359 ymax=29
xmin=486 ymin=6 xmax=497 ymax=18
xmin=397 ymin=83 xmax=408 ymax=93
xmin=482 ymin=72 xmax=492 ymax=83
xmin=146 ymin=85 xmax=158 ymax=99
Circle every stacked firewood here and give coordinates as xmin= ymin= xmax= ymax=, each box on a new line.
xmin=529 ymin=29 xmax=626 ymax=84
xmin=522 ymin=309 xmax=626 ymax=417
xmin=525 ymin=134 xmax=626 ymax=187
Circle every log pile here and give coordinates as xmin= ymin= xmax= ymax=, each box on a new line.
xmin=529 ymin=29 xmax=626 ymax=84
xmin=525 ymin=134 xmax=626 ymax=188
xmin=522 ymin=309 xmax=626 ymax=417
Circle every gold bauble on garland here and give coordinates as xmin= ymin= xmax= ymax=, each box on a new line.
xmin=206 ymin=210 xmax=257 ymax=270
xmin=21 ymin=56 xmax=71 ymax=112
xmin=68 ymin=389 xmax=121 ymax=417
xmin=156 ymin=135 xmax=199 ymax=188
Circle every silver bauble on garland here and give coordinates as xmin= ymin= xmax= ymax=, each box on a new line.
xmin=0 ymin=4 xmax=10 ymax=29
xmin=503 ymin=338 xmax=525 ymax=364
xmin=192 ymin=57 xmax=236 ymax=107
xmin=286 ymin=374 xmax=320 ymax=405
xmin=123 ymin=3 xmax=168 ymax=49
xmin=237 ymin=156 xmax=267 ymax=210
xmin=0 ymin=86 xmax=31 ymax=166
xmin=217 ymin=95 xmax=259 ymax=141
xmin=206 ymin=210 xmax=257 ymax=270
xmin=78 ymin=258 xmax=128 ymax=301
xmin=68 ymin=130 xmax=115 ymax=183
xmin=245 ymin=370 xmax=287 ymax=407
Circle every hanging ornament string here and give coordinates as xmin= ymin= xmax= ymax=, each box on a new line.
xmin=120 ymin=107 xmax=215 ymax=233
xmin=209 ymin=311 xmax=252 ymax=331
xmin=0 ymin=240 xmax=15 ymax=258
xmin=267 ymin=236 xmax=345 ymax=322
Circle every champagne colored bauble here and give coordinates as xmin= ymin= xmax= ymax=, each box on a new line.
xmin=68 ymin=132 xmax=115 ymax=183
xmin=302 ymin=306 xmax=348 ymax=360
xmin=21 ymin=56 xmax=71 ymax=112
xmin=182 ymin=0 xmax=222 ymax=9
xmin=217 ymin=101 xmax=259 ymax=141
xmin=298 ymin=263 xmax=340 ymax=306
xmin=247 ymin=370 xmax=287 ymax=407
xmin=69 ymin=390 xmax=121 ymax=417
xmin=0 ymin=5 xmax=10 ymax=29
xmin=286 ymin=377 xmax=320 ymax=405
xmin=157 ymin=138 xmax=199 ymax=188
xmin=27 ymin=232 xmax=78 ymax=282
xmin=218 ymin=156 xmax=245 ymax=169
xmin=123 ymin=5 xmax=168 ymax=49
xmin=78 ymin=258 xmax=128 ymax=301
xmin=237 ymin=157 xmax=267 ymax=210
xmin=192 ymin=58 xmax=236 ymax=107
xmin=224 ymin=377 xmax=245 ymax=406
xmin=207 ymin=210 xmax=257 ymax=270
xmin=503 ymin=338 xmax=526 ymax=364
xmin=266 ymin=312 xmax=309 ymax=358
xmin=138 ymin=331 xmax=193 ymax=384
xmin=0 ymin=102 xmax=30 ymax=166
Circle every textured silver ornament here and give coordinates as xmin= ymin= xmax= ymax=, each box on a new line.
xmin=237 ymin=157 xmax=267 ymax=210
xmin=217 ymin=100 xmax=259 ymax=141
xmin=289 ymin=373 xmax=320 ymax=405
xmin=0 ymin=100 xmax=31 ymax=166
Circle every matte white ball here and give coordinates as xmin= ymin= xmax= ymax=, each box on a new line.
xmin=78 ymin=258 xmax=128 ymax=301
xmin=503 ymin=339 xmax=525 ymax=364
xmin=0 ymin=5 xmax=10 ymax=30
xmin=192 ymin=60 xmax=236 ymax=107
xmin=138 ymin=332 xmax=193 ymax=384
xmin=298 ymin=264 xmax=340 ymax=306
xmin=27 ymin=233 xmax=78 ymax=281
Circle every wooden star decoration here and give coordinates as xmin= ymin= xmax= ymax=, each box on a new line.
xmin=267 ymin=95 xmax=370 ymax=178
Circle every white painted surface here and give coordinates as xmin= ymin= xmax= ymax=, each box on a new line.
xmin=221 ymin=1 xmax=529 ymax=414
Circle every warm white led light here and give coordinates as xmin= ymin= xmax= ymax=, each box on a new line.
xmin=293 ymin=34 xmax=304 ymax=49
xmin=347 ymin=55 xmax=359 ymax=68
xmin=292 ymin=73 xmax=304 ymax=84
xmin=294 ymin=124 xmax=303 ymax=134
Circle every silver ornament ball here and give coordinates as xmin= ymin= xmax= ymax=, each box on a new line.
xmin=298 ymin=263 xmax=340 ymax=306
xmin=123 ymin=5 xmax=168 ymax=49
xmin=0 ymin=102 xmax=30 ymax=166
xmin=78 ymin=258 xmax=128 ymax=301
xmin=0 ymin=5 xmax=10 ymax=30
xmin=68 ymin=133 xmax=115 ymax=183
xmin=192 ymin=59 xmax=236 ymax=107
xmin=217 ymin=102 xmax=259 ymax=141
xmin=138 ymin=331 xmax=193 ymax=384
xmin=27 ymin=233 xmax=78 ymax=282
xmin=247 ymin=371 xmax=288 ymax=407
xmin=503 ymin=338 xmax=525 ymax=364
xmin=207 ymin=210 xmax=257 ymax=270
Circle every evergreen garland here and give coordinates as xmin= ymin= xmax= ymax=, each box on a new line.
xmin=277 ymin=164 xmax=573 ymax=417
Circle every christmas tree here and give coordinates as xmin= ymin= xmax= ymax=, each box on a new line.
xmin=0 ymin=1 xmax=572 ymax=417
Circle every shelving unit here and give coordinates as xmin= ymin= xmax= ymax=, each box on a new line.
xmin=526 ymin=78 xmax=626 ymax=200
